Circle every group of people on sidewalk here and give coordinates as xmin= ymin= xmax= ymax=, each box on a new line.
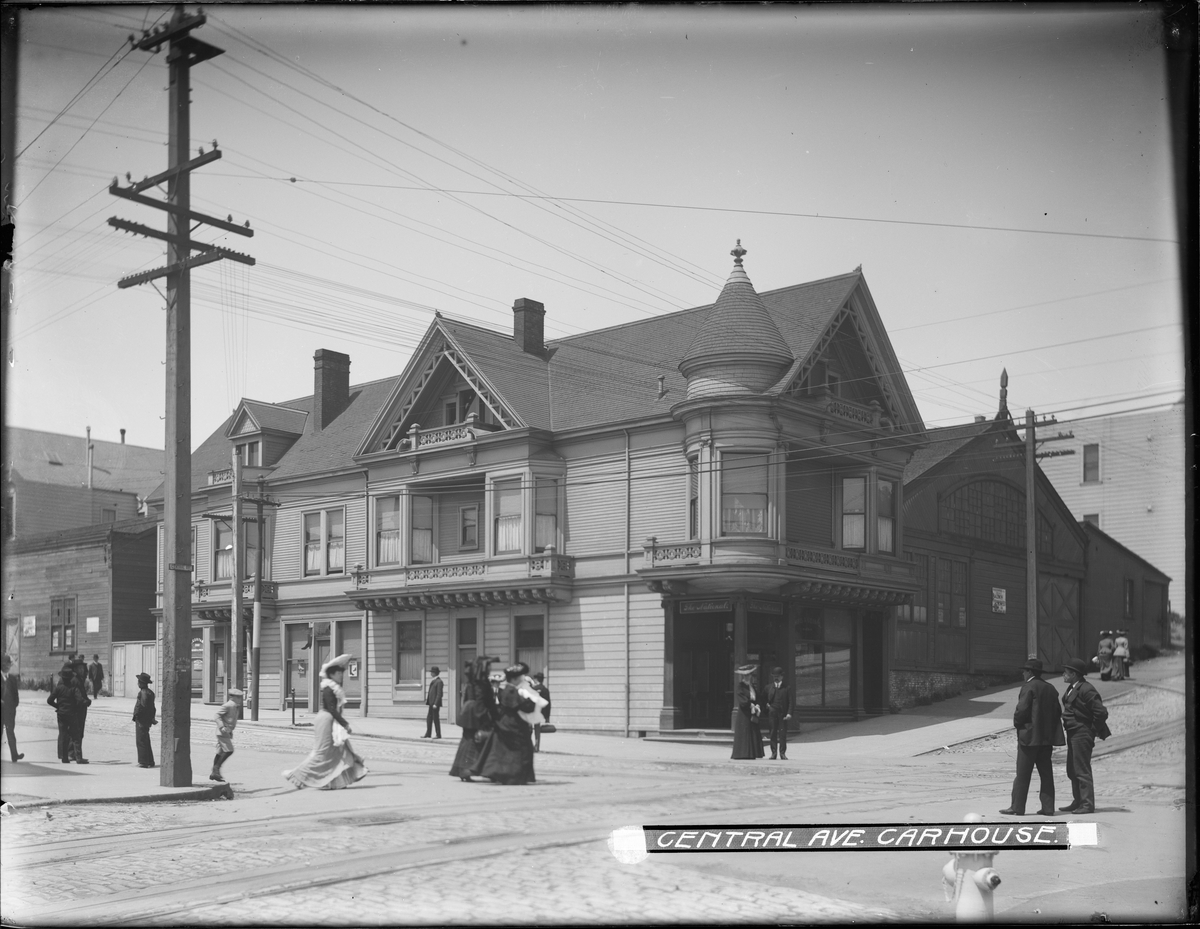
xmin=1001 ymin=656 xmax=1111 ymax=817
xmin=45 ymin=653 xmax=103 ymax=764
xmin=731 ymin=664 xmax=794 ymax=761
xmin=448 ymin=658 xmax=551 ymax=785
xmin=1094 ymin=629 xmax=1132 ymax=682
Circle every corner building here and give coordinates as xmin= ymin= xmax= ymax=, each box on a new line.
xmin=155 ymin=246 xmax=930 ymax=735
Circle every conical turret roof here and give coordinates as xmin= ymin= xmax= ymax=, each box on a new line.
xmin=679 ymin=242 xmax=794 ymax=396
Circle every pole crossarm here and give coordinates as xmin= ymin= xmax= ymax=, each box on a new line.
xmin=132 ymin=10 xmax=207 ymax=51
xmin=117 ymin=245 xmax=254 ymax=289
xmin=108 ymin=216 xmax=251 ymax=254
xmin=109 ymin=182 xmax=253 ymax=236
xmin=128 ymin=147 xmax=222 ymax=194
xmin=1035 ymin=448 xmax=1077 ymax=460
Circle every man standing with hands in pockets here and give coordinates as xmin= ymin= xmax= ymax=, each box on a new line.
xmin=1059 ymin=657 xmax=1108 ymax=814
xmin=1001 ymin=657 xmax=1064 ymax=816
xmin=765 ymin=666 xmax=793 ymax=760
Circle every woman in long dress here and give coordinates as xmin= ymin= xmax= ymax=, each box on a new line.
xmin=731 ymin=663 xmax=765 ymax=760
xmin=284 ymin=654 xmax=368 ymax=790
xmin=1096 ymin=631 xmax=1115 ymax=681
xmin=450 ymin=656 xmax=498 ymax=782
xmin=470 ymin=663 xmax=537 ymax=785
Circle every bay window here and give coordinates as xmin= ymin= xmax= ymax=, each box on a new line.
xmin=535 ymin=479 xmax=558 ymax=552
xmin=877 ymin=479 xmax=895 ymax=554
xmin=376 ymin=496 xmax=400 ymax=565
xmin=411 ymin=496 xmax=433 ymax=565
xmin=494 ymin=480 xmax=522 ymax=554
xmin=841 ymin=477 xmax=866 ymax=550
xmin=721 ymin=452 xmax=768 ymax=535
xmin=460 ymin=505 xmax=479 ymax=550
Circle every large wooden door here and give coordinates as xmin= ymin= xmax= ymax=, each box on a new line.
xmin=1038 ymin=574 xmax=1079 ymax=669
xmin=676 ymin=612 xmax=733 ymax=729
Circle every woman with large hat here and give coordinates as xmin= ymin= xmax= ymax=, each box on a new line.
xmin=469 ymin=662 xmax=537 ymax=784
xmin=731 ymin=663 xmax=765 ymax=760
xmin=283 ymin=654 xmax=368 ymax=790
xmin=449 ymin=655 xmax=499 ymax=782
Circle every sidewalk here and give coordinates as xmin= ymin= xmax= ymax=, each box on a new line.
xmin=2 ymin=651 xmax=1182 ymax=808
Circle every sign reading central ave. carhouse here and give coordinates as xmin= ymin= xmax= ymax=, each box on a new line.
xmin=643 ymin=823 xmax=1074 ymax=851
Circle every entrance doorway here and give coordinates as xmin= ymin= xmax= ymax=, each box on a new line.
xmin=675 ymin=611 xmax=733 ymax=729
xmin=455 ymin=616 xmax=478 ymax=724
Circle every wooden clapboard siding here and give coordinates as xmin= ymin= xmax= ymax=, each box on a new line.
xmin=564 ymin=457 xmax=626 ymax=554
xmin=483 ymin=607 xmax=512 ymax=664
xmin=259 ymin=620 xmax=283 ymax=708
xmin=630 ymin=447 xmax=687 ymax=545
xmin=436 ymin=490 xmax=485 ymax=558
xmin=111 ymin=531 xmax=156 ymax=642
xmin=345 ymin=496 xmax=367 ymax=571
xmin=969 ymin=558 xmax=1026 ymax=671
xmin=547 ymin=587 xmax=629 ymax=730
xmin=273 ymin=507 xmax=303 ymax=580
xmin=628 ymin=590 xmax=666 ymax=731
xmin=424 ymin=610 xmax=450 ymax=671
xmin=786 ymin=462 xmax=833 ymax=546
xmin=366 ymin=611 xmax=393 ymax=712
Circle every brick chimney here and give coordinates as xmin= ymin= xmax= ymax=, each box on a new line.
xmin=513 ymin=298 xmax=545 ymax=356
xmin=313 ymin=349 xmax=351 ymax=432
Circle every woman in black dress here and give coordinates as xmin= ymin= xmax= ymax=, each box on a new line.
xmin=470 ymin=662 xmax=537 ymax=785
xmin=730 ymin=663 xmax=765 ymax=760
xmin=450 ymin=656 xmax=498 ymax=782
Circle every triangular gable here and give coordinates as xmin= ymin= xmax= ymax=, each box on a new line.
xmin=357 ymin=318 xmax=525 ymax=455
xmin=223 ymin=399 xmax=309 ymax=440
xmin=227 ymin=407 xmax=260 ymax=437
xmin=775 ymin=274 xmax=925 ymax=438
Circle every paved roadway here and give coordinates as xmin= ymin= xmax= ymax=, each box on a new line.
xmin=1 ymin=653 xmax=1188 ymax=924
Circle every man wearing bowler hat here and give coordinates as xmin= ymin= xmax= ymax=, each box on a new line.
xmin=1000 ymin=657 xmax=1064 ymax=816
xmin=1059 ymin=657 xmax=1108 ymax=814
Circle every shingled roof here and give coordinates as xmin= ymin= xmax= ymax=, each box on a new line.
xmin=4 ymin=426 xmax=163 ymax=497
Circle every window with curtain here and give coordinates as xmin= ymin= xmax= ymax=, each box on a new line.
xmin=1083 ymin=444 xmax=1099 ymax=483
xmin=214 ymin=519 xmax=234 ymax=580
xmin=515 ymin=614 xmax=545 ymax=676
xmin=376 ymin=496 xmax=400 ymax=565
xmin=721 ymin=452 xmax=768 ymax=535
xmin=877 ymin=479 xmax=895 ymax=554
xmin=411 ymin=496 xmax=433 ymax=564
xmin=244 ymin=517 xmax=271 ymax=580
xmin=303 ymin=509 xmax=344 ymax=576
xmin=841 ymin=477 xmax=866 ymax=550
xmin=326 ymin=510 xmax=344 ymax=574
xmin=494 ymin=480 xmax=522 ymax=554
xmin=535 ymin=479 xmax=557 ymax=552
xmin=395 ymin=620 xmax=423 ymax=686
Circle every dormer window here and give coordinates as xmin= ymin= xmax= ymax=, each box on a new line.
xmin=235 ymin=440 xmax=260 ymax=467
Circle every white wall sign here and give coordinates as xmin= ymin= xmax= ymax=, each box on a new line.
xmin=992 ymin=588 xmax=1007 ymax=614
xmin=22 ymin=615 xmax=36 ymax=637
xmin=86 ymin=616 xmax=100 ymax=633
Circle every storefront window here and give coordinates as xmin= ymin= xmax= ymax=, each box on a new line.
xmin=793 ymin=608 xmax=853 ymax=708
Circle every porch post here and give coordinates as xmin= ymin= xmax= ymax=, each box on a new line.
xmin=658 ymin=598 xmax=681 ymax=731
xmin=730 ymin=597 xmax=748 ymax=730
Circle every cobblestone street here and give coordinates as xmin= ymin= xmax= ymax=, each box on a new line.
xmin=2 ymin=655 xmax=1188 ymax=925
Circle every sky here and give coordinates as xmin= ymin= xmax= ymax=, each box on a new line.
xmin=8 ymin=4 xmax=1187 ymax=454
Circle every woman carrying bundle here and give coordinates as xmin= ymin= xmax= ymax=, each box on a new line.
xmin=450 ymin=655 xmax=498 ymax=782
xmin=470 ymin=662 xmax=538 ymax=785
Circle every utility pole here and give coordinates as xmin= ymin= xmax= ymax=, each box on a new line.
xmin=231 ymin=449 xmax=244 ymax=716
xmin=1025 ymin=410 xmax=1037 ymax=660
xmin=245 ymin=476 xmax=279 ymax=721
xmin=112 ymin=6 xmax=254 ymax=787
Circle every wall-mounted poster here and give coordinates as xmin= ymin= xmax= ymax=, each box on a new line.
xmin=22 ymin=615 xmax=36 ymax=637
xmin=347 ymin=658 xmax=359 ymax=678
xmin=992 ymin=588 xmax=1007 ymax=614
xmin=86 ymin=616 xmax=100 ymax=633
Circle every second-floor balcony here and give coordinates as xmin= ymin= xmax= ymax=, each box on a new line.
xmin=346 ymin=549 xmax=575 ymax=612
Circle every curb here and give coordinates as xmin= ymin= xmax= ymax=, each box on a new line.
xmin=4 ymin=782 xmax=233 ymax=811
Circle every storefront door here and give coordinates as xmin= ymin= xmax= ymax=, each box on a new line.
xmin=455 ymin=616 xmax=478 ymax=724
xmin=675 ymin=611 xmax=733 ymax=730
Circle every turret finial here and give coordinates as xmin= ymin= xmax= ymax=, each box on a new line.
xmin=999 ymin=368 xmax=1009 ymax=415
xmin=730 ymin=239 xmax=746 ymax=266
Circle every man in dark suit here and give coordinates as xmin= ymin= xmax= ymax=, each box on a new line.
xmin=764 ymin=666 xmax=793 ymax=760
xmin=422 ymin=666 xmax=444 ymax=739
xmin=1001 ymin=657 xmax=1063 ymax=816
xmin=1059 ymin=657 xmax=1108 ymax=814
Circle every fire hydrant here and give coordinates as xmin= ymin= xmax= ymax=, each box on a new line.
xmin=942 ymin=852 xmax=1001 ymax=921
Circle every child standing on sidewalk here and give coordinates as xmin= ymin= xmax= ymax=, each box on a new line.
xmin=210 ymin=688 xmax=243 ymax=782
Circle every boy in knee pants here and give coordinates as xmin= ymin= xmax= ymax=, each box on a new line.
xmin=210 ymin=688 xmax=243 ymax=782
